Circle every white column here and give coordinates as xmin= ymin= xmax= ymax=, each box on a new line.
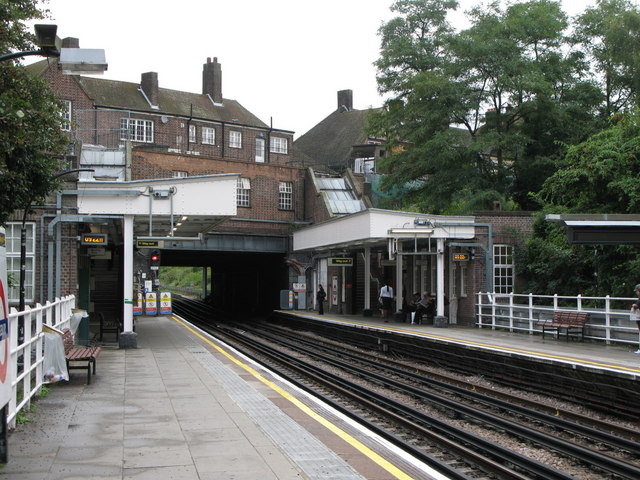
xmin=364 ymin=247 xmax=371 ymax=310
xmin=395 ymin=241 xmax=403 ymax=313
xmin=437 ymin=238 xmax=445 ymax=317
xmin=123 ymin=214 xmax=134 ymax=332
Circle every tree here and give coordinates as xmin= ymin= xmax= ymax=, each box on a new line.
xmin=516 ymin=110 xmax=640 ymax=297
xmin=370 ymin=0 xmax=603 ymax=213
xmin=572 ymin=0 xmax=640 ymax=117
xmin=0 ymin=0 xmax=68 ymax=225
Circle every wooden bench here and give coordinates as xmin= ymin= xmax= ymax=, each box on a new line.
xmin=62 ymin=329 xmax=101 ymax=384
xmin=537 ymin=310 xmax=589 ymax=341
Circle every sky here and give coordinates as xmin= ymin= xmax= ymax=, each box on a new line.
xmin=33 ymin=0 xmax=601 ymax=138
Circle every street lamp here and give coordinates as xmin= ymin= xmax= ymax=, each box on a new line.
xmin=0 ymin=24 xmax=107 ymax=74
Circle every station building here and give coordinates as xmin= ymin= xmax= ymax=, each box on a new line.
xmin=5 ymin=37 xmax=535 ymax=336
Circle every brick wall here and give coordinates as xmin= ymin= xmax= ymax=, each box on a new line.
xmin=132 ymin=150 xmax=306 ymax=236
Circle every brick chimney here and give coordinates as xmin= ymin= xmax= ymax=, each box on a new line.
xmin=141 ymin=72 xmax=159 ymax=107
xmin=337 ymin=89 xmax=353 ymax=112
xmin=203 ymin=57 xmax=222 ymax=104
xmin=61 ymin=37 xmax=79 ymax=48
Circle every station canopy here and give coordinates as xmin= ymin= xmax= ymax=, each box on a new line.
xmin=293 ymin=208 xmax=476 ymax=253
xmin=75 ymin=174 xmax=238 ymax=239
xmin=546 ymin=214 xmax=640 ymax=244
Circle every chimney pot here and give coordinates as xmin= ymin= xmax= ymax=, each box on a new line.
xmin=62 ymin=37 xmax=79 ymax=48
xmin=337 ymin=89 xmax=353 ymax=112
xmin=141 ymin=72 xmax=159 ymax=107
xmin=203 ymin=57 xmax=222 ymax=104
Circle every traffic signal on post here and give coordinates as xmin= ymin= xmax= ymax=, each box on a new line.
xmin=150 ymin=249 xmax=161 ymax=268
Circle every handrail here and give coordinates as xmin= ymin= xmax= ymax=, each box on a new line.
xmin=6 ymin=296 xmax=75 ymax=428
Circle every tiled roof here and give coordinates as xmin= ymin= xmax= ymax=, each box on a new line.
xmin=294 ymin=107 xmax=381 ymax=167
xmin=26 ymin=59 xmax=270 ymax=128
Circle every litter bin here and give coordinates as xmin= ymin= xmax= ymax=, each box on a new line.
xmin=71 ymin=309 xmax=90 ymax=345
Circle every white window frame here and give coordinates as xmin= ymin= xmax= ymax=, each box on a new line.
xmin=120 ymin=118 xmax=154 ymax=143
xmin=270 ymin=136 xmax=288 ymax=154
xmin=493 ymin=244 xmax=515 ymax=294
xmin=255 ymin=138 xmax=265 ymax=163
xmin=229 ymin=131 xmax=242 ymax=149
xmin=188 ymin=124 xmax=196 ymax=143
xmin=6 ymin=222 xmax=35 ymax=304
xmin=172 ymin=171 xmax=188 ymax=178
xmin=278 ymin=181 xmax=293 ymax=210
xmin=61 ymin=100 xmax=72 ymax=131
xmin=202 ymin=126 xmax=216 ymax=145
xmin=237 ymin=178 xmax=251 ymax=207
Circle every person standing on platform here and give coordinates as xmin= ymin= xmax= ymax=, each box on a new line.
xmin=317 ymin=285 xmax=326 ymax=315
xmin=631 ymin=284 xmax=640 ymax=353
xmin=379 ymin=280 xmax=394 ymax=321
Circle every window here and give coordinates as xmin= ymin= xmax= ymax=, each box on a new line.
xmin=229 ymin=131 xmax=242 ymax=148
xmin=6 ymin=222 xmax=35 ymax=303
xmin=270 ymin=136 xmax=288 ymax=154
xmin=255 ymin=138 xmax=265 ymax=163
xmin=278 ymin=181 xmax=293 ymax=210
xmin=120 ymin=118 xmax=153 ymax=143
xmin=188 ymin=125 xmax=196 ymax=143
xmin=202 ymin=126 xmax=215 ymax=145
xmin=61 ymin=100 xmax=72 ymax=131
xmin=237 ymin=178 xmax=251 ymax=207
xmin=494 ymin=244 xmax=514 ymax=293
xmin=172 ymin=171 xmax=188 ymax=178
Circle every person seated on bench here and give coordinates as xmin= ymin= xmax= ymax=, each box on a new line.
xmin=411 ymin=293 xmax=435 ymax=325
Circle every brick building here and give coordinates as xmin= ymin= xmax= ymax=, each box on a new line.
xmin=10 ymin=38 xmax=303 ymax=319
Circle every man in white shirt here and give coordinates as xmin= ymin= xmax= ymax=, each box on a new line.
xmin=379 ymin=280 xmax=394 ymax=320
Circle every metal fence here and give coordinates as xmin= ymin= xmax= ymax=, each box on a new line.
xmin=7 ymin=296 xmax=75 ymax=428
xmin=476 ymin=292 xmax=640 ymax=346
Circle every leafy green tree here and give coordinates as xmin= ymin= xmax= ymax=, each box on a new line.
xmin=516 ymin=111 xmax=640 ymax=296
xmin=0 ymin=0 xmax=68 ymax=225
xmin=572 ymin=0 xmax=640 ymax=116
xmin=370 ymin=0 xmax=603 ymax=213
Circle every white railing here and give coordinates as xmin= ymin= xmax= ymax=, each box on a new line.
xmin=7 ymin=296 xmax=75 ymax=429
xmin=476 ymin=292 xmax=640 ymax=346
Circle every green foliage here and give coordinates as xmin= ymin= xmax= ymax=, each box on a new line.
xmin=370 ymin=0 xmax=626 ymax=214
xmin=516 ymin=111 xmax=640 ymax=296
xmin=159 ymin=267 xmax=206 ymax=297
xmin=0 ymin=0 xmax=68 ymax=225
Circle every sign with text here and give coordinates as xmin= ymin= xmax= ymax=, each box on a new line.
xmin=145 ymin=292 xmax=157 ymax=316
xmin=81 ymin=233 xmax=107 ymax=246
xmin=137 ymin=240 xmax=164 ymax=248
xmin=329 ymin=257 xmax=353 ymax=267
xmin=160 ymin=292 xmax=172 ymax=315
xmin=452 ymin=253 xmax=470 ymax=261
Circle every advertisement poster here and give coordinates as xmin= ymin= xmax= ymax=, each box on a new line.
xmin=0 ymin=227 xmax=11 ymax=407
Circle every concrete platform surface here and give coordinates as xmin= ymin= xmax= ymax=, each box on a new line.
xmin=2 ymin=316 xmax=371 ymax=480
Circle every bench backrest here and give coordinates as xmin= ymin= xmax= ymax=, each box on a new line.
xmin=553 ymin=310 xmax=589 ymax=325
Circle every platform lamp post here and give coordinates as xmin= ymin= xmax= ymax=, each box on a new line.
xmin=0 ymin=25 xmax=105 ymax=465
xmin=0 ymin=24 xmax=108 ymax=74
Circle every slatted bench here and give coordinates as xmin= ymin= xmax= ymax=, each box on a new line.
xmin=537 ymin=310 xmax=589 ymax=341
xmin=62 ymin=329 xmax=101 ymax=384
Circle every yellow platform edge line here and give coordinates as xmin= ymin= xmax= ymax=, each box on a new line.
xmin=172 ymin=316 xmax=416 ymax=480
xmin=294 ymin=313 xmax=640 ymax=375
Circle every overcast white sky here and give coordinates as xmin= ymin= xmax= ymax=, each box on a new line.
xmin=35 ymin=0 xmax=599 ymax=138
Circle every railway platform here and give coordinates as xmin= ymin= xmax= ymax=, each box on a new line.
xmin=277 ymin=309 xmax=640 ymax=379
xmin=3 ymin=315 xmax=446 ymax=480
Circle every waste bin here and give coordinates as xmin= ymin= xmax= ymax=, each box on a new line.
xmin=71 ymin=309 xmax=90 ymax=345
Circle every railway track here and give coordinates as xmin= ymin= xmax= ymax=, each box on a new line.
xmin=173 ymin=297 xmax=640 ymax=479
